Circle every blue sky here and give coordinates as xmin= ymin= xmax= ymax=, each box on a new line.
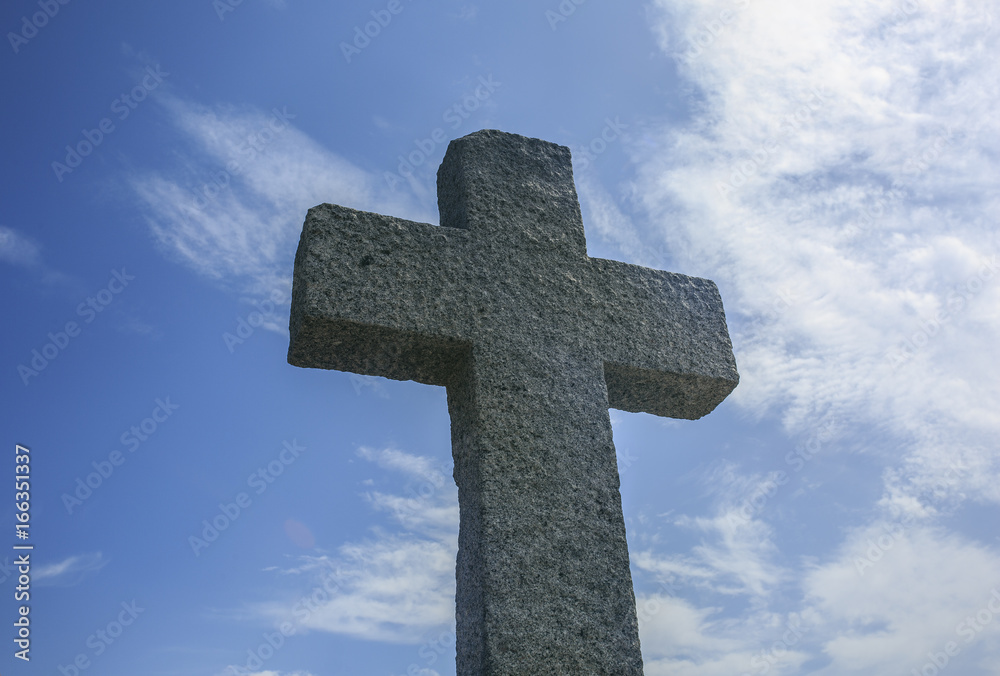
xmin=2 ymin=0 xmax=999 ymax=674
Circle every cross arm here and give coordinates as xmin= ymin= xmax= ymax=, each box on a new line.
xmin=287 ymin=203 xmax=474 ymax=387
xmin=589 ymin=257 xmax=739 ymax=420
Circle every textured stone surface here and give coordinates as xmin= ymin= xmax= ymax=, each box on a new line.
xmin=288 ymin=129 xmax=739 ymax=675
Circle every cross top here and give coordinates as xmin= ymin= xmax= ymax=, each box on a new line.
xmin=288 ymin=129 xmax=738 ymax=674
xmin=438 ymin=130 xmax=589 ymax=255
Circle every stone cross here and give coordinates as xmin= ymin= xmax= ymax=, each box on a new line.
xmin=287 ymin=130 xmax=739 ymax=674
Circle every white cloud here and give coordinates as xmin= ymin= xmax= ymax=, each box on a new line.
xmin=633 ymin=590 xmax=815 ymax=676
xmin=802 ymin=524 xmax=1000 ymax=675
xmin=130 ymin=95 xmax=426 ymax=300
xmin=633 ymin=519 xmax=1000 ymax=675
xmin=284 ymin=535 xmax=455 ymax=643
xmin=0 ymin=225 xmax=79 ymax=289
xmin=634 ymin=461 xmax=789 ymax=598
xmin=637 ymin=507 xmax=783 ymax=598
xmin=632 ymin=0 xmax=1000 ymax=507
xmin=34 ymin=552 xmax=109 ymax=586
xmin=247 ymin=448 xmax=457 ymax=645
xmin=357 ymin=446 xmax=446 ymax=482
xmin=0 ymin=225 xmax=40 ymax=266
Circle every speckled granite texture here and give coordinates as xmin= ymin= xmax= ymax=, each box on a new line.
xmin=288 ymin=129 xmax=739 ymax=675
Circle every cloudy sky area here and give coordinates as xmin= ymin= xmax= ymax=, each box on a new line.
xmin=1 ymin=1 xmax=998 ymax=675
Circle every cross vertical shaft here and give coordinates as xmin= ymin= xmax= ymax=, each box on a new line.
xmin=448 ymin=343 xmax=643 ymax=673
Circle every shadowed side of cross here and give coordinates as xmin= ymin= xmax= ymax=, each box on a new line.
xmin=288 ymin=130 xmax=738 ymax=675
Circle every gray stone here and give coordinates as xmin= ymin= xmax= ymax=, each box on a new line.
xmin=288 ymin=129 xmax=739 ymax=674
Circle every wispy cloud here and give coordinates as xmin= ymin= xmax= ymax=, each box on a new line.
xmin=0 ymin=224 xmax=81 ymax=290
xmin=130 ymin=95 xmax=425 ymax=299
xmin=635 ymin=467 xmax=785 ymax=598
xmin=0 ymin=225 xmax=41 ymax=267
xmin=245 ymin=447 xmax=457 ymax=645
xmin=35 ymin=552 xmax=109 ymax=586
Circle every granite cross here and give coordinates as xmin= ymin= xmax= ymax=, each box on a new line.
xmin=287 ymin=129 xmax=739 ymax=675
